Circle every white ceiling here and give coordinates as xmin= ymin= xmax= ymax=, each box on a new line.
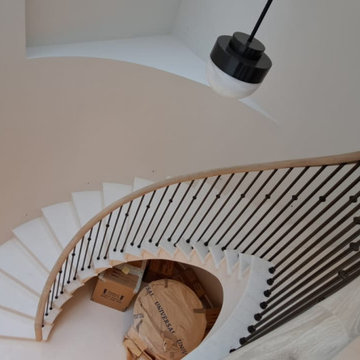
xmin=26 ymin=0 xmax=181 ymax=46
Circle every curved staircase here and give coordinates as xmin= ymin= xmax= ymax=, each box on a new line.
xmin=0 ymin=152 xmax=359 ymax=359
xmin=0 ymin=177 xmax=272 ymax=357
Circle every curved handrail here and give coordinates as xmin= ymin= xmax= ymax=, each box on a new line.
xmin=34 ymin=151 xmax=360 ymax=341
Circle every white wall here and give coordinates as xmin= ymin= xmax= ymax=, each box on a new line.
xmin=26 ymin=0 xmax=181 ymax=46
xmin=173 ymin=0 xmax=360 ymax=155
xmin=0 ymin=1 xmax=288 ymax=246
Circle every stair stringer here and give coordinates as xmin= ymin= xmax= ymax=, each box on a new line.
xmin=186 ymin=256 xmax=272 ymax=360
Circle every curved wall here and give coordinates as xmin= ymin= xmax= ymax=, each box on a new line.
xmin=1 ymin=0 xmax=359 ymax=249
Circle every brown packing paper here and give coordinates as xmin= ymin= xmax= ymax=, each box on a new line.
xmin=124 ymin=279 xmax=207 ymax=360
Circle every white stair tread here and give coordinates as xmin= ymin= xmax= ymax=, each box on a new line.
xmin=159 ymin=240 xmax=177 ymax=256
xmin=44 ymin=307 xmax=62 ymax=325
xmin=0 ymin=308 xmax=35 ymax=339
xmin=77 ymin=267 xmax=97 ymax=282
xmin=13 ymin=217 xmax=62 ymax=272
xmin=42 ymin=202 xmax=80 ymax=248
xmin=72 ymin=191 xmax=104 ymax=226
xmin=0 ymin=272 xmax=39 ymax=318
xmin=176 ymin=238 xmax=193 ymax=259
xmin=102 ymin=183 xmax=132 ymax=207
xmin=193 ymin=242 xmax=209 ymax=263
xmin=0 ymin=239 xmax=48 ymax=295
xmin=65 ymin=279 xmax=84 ymax=294
xmin=141 ymin=239 xmax=159 ymax=256
xmin=224 ymin=250 xmax=240 ymax=275
xmin=42 ymin=324 xmax=53 ymax=341
xmin=53 ymin=292 xmax=72 ymax=308
xmin=109 ymin=249 xmax=127 ymax=266
xmin=209 ymin=245 xmax=225 ymax=268
xmin=125 ymin=243 xmax=142 ymax=258
xmin=93 ymin=258 xmax=111 ymax=273
xmin=133 ymin=177 xmax=153 ymax=191
xmin=239 ymin=254 xmax=253 ymax=279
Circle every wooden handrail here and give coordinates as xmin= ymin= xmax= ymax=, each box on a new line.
xmin=34 ymin=151 xmax=360 ymax=340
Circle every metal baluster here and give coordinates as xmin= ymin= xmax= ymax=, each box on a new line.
xmin=271 ymin=207 xmax=360 ymax=285
xmin=49 ymin=281 xmax=56 ymax=311
xmin=213 ymin=171 xmax=263 ymax=247
xmin=269 ymin=173 xmax=360 ymax=265
xmin=74 ymin=237 xmax=85 ymax=280
xmin=242 ymin=167 xmax=307 ymax=253
xmin=68 ymin=246 xmax=77 ymax=284
xmin=251 ymin=166 xmax=326 ymax=255
xmin=242 ymin=262 xmax=360 ymax=346
xmin=124 ymin=197 xmax=144 ymax=248
xmin=261 ymin=164 xmax=347 ymax=259
xmin=220 ymin=170 xmax=277 ymax=249
xmin=159 ymin=181 xmax=195 ymax=244
xmin=261 ymin=243 xmax=360 ymax=316
xmin=131 ymin=192 xmax=156 ymax=247
xmin=171 ymin=179 xmax=207 ymax=245
xmin=183 ymin=177 xmax=222 ymax=244
xmin=151 ymin=184 xmax=182 ymax=246
xmin=97 ymin=212 xmax=112 ymax=259
xmin=198 ymin=173 xmax=249 ymax=245
xmin=232 ymin=169 xmax=287 ymax=249
xmin=196 ymin=174 xmax=235 ymax=246
xmin=140 ymin=187 xmax=168 ymax=245
xmin=104 ymin=208 xmax=122 ymax=259
xmin=82 ymin=228 xmax=93 ymax=270
xmin=88 ymin=220 xmax=102 ymax=267
xmin=44 ymin=291 xmax=51 ymax=317
xmin=61 ymin=257 xmax=69 ymax=294
xmin=55 ymin=269 xmax=62 ymax=299
xmin=114 ymin=202 xmax=132 ymax=252
xmin=268 ymin=224 xmax=360 ymax=298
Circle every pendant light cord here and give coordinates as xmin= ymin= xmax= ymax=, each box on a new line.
xmin=247 ymin=0 xmax=274 ymax=45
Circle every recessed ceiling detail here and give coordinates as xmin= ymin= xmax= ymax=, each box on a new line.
xmin=25 ymin=0 xmax=181 ymax=47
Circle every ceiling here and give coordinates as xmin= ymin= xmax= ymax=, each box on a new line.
xmin=26 ymin=0 xmax=181 ymax=46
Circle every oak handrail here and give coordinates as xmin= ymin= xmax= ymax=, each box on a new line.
xmin=34 ymin=151 xmax=360 ymax=340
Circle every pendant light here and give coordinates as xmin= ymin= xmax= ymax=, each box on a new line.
xmin=207 ymin=0 xmax=273 ymax=99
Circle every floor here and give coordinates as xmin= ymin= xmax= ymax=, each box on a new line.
xmin=0 ymin=263 xmax=223 ymax=360
xmin=0 ymin=279 xmax=132 ymax=360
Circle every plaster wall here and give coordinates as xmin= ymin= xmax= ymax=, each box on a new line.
xmin=0 ymin=2 xmax=287 ymax=246
xmin=26 ymin=0 xmax=181 ymax=46
xmin=173 ymin=0 xmax=360 ymax=155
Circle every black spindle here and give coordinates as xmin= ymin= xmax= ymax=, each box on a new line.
xmin=158 ymin=181 xmax=195 ymax=244
xmin=88 ymin=220 xmax=102 ymax=267
xmin=104 ymin=208 xmax=122 ymax=259
xmin=114 ymin=202 xmax=132 ymax=252
xmin=73 ymin=237 xmax=85 ymax=280
xmin=213 ymin=171 xmax=263 ymax=247
xmin=251 ymin=166 xmax=326 ymax=255
xmin=82 ymin=228 xmax=93 ymax=270
xmin=97 ymin=212 xmax=112 ymax=259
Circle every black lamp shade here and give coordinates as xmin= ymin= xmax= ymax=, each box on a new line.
xmin=210 ymin=32 xmax=272 ymax=84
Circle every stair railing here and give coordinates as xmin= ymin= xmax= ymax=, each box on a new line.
xmin=35 ymin=151 xmax=360 ymax=351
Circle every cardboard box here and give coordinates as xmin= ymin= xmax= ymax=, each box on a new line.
xmin=143 ymin=259 xmax=176 ymax=283
xmin=172 ymin=268 xmax=206 ymax=298
xmin=92 ymin=262 xmax=146 ymax=311
xmin=205 ymin=307 xmax=221 ymax=334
